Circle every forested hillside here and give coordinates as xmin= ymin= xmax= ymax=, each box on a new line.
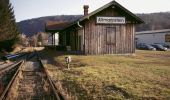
xmin=17 ymin=15 xmax=82 ymax=37
xmin=136 ymin=12 xmax=170 ymax=31
xmin=17 ymin=12 xmax=170 ymax=36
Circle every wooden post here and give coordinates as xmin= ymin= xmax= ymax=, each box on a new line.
xmin=52 ymin=33 xmax=53 ymax=45
xmin=54 ymin=33 xmax=55 ymax=46
xmin=65 ymin=56 xmax=71 ymax=70
xmin=67 ymin=63 xmax=70 ymax=70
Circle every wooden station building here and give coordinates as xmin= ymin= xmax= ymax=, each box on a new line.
xmin=45 ymin=0 xmax=143 ymax=55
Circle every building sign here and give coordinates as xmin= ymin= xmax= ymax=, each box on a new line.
xmin=165 ymin=34 xmax=170 ymax=42
xmin=96 ymin=17 xmax=125 ymax=24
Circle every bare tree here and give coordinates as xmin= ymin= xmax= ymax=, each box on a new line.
xmin=30 ymin=35 xmax=37 ymax=47
xmin=37 ymin=32 xmax=48 ymax=46
xmin=18 ymin=34 xmax=29 ymax=46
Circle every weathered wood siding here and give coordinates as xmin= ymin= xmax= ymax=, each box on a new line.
xmin=77 ymin=28 xmax=84 ymax=51
xmin=84 ymin=7 xmax=135 ymax=54
xmin=67 ymin=29 xmax=79 ymax=51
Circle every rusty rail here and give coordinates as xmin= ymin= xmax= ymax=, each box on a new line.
xmin=1 ymin=52 xmax=65 ymax=100
xmin=0 ymin=60 xmax=23 ymax=74
xmin=38 ymin=53 xmax=66 ymax=100
xmin=0 ymin=60 xmax=24 ymax=100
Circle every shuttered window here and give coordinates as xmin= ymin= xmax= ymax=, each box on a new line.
xmin=106 ymin=27 xmax=116 ymax=45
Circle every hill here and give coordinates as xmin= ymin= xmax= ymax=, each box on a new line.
xmin=136 ymin=12 xmax=170 ymax=31
xmin=17 ymin=15 xmax=82 ymax=37
xmin=17 ymin=12 xmax=170 ymax=37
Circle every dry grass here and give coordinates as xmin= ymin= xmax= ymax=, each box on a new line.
xmin=42 ymin=49 xmax=170 ymax=99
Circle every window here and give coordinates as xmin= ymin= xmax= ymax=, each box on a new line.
xmin=106 ymin=27 xmax=116 ymax=45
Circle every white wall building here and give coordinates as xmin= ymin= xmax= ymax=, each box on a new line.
xmin=136 ymin=29 xmax=170 ymax=46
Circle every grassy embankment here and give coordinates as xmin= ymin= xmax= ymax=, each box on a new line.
xmin=42 ymin=49 xmax=170 ymax=99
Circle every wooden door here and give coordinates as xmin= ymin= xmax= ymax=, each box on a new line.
xmin=106 ymin=27 xmax=116 ymax=54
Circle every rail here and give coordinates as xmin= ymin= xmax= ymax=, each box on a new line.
xmin=37 ymin=52 xmax=66 ymax=100
xmin=0 ymin=60 xmax=24 ymax=100
xmin=39 ymin=58 xmax=66 ymax=100
xmin=0 ymin=52 xmax=65 ymax=100
xmin=0 ymin=60 xmax=23 ymax=75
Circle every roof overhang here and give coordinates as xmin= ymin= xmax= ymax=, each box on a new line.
xmin=45 ymin=21 xmax=72 ymax=33
xmin=79 ymin=1 xmax=144 ymax=23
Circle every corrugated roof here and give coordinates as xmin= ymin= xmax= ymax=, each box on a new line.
xmin=136 ymin=29 xmax=170 ymax=35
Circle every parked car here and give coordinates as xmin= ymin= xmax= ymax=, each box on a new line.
xmin=137 ymin=44 xmax=156 ymax=50
xmin=154 ymin=43 xmax=170 ymax=48
xmin=151 ymin=44 xmax=168 ymax=51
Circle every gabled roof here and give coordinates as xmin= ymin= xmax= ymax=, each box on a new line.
xmin=45 ymin=0 xmax=144 ymax=32
xmin=63 ymin=0 xmax=144 ymax=30
xmin=79 ymin=0 xmax=144 ymax=23
xmin=136 ymin=29 xmax=170 ymax=35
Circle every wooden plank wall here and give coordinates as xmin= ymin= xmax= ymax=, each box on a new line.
xmin=84 ymin=7 xmax=135 ymax=55
xmin=68 ymin=29 xmax=79 ymax=51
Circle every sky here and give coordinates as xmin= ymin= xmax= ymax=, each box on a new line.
xmin=10 ymin=0 xmax=170 ymax=22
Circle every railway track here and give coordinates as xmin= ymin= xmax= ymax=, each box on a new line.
xmin=0 ymin=60 xmax=24 ymax=96
xmin=0 ymin=52 xmax=28 ymax=73
xmin=0 ymin=61 xmax=23 ymax=74
xmin=0 ymin=52 xmax=65 ymax=100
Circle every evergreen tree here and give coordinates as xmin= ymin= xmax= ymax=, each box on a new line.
xmin=0 ymin=0 xmax=19 ymax=51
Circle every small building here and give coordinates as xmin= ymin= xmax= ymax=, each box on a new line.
xmin=45 ymin=0 xmax=143 ymax=55
xmin=136 ymin=29 xmax=170 ymax=46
